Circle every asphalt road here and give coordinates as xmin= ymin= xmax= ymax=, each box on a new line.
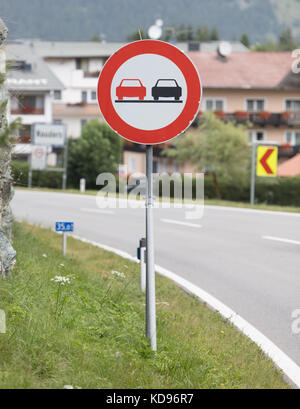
xmin=12 ymin=190 xmax=300 ymax=366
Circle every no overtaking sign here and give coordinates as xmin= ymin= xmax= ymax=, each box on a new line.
xmin=97 ymin=40 xmax=202 ymax=144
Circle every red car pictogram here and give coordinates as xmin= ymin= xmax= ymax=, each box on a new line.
xmin=116 ymin=79 xmax=146 ymax=100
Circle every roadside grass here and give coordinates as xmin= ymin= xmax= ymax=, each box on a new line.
xmin=0 ymin=222 xmax=289 ymax=389
xmin=15 ymin=186 xmax=300 ymax=214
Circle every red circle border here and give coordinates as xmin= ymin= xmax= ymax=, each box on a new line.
xmin=97 ymin=40 xmax=202 ymax=145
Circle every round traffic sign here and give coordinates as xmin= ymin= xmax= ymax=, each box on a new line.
xmin=97 ymin=40 xmax=202 ymax=145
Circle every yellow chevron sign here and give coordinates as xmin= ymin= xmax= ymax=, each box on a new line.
xmin=256 ymin=146 xmax=278 ymax=177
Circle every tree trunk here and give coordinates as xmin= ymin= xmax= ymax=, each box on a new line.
xmin=212 ymin=172 xmax=222 ymax=200
xmin=0 ymin=18 xmax=16 ymax=277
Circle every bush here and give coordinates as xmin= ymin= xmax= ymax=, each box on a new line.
xmin=11 ymin=161 xmax=63 ymax=189
xmin=67 ymin=120 xmax=123 ymax=189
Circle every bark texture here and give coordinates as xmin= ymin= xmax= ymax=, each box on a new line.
xmin=0 ymin=18 xmax=16 ymax=277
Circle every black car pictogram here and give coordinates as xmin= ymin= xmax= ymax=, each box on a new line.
xmin=152 ymin=79 xmax=182 ymax=101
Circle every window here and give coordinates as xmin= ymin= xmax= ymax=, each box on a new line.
xmin=75 ymin=58 xmax=89 ymax=71
xmin=246 ymin=99 xmax=265 ymax=112
xmin=285 ymin=100 xmax=300 ymax=112
xmin=81 ymin=91 xmax=88 ymax=103
xmin=249 ymin=130 xmax=265 ymax=143
xmin=54 ymin=90 xmax=62 ymax=100
xmin=11 ymin=95 xmax=44 ymax=115
xmin=205 ymin=99 xmax=224 ymax=111
xmin=91 ymin=91 xmax=97 ymax=101
xmin=285 ymin=131 xmax=300 ymax=146
xmin=128 ymin=156 xmax=136 ymax=173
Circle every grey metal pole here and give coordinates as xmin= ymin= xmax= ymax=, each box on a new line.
xmin=28 ymin=169 xmax=32 ymax=188
xmin=28 ymin=148 xmax=33 ymax=188
xmin=62 ymin=136 xmax=68 ymax=190
xmin=250 ymin=142 xmax=256 ymax=206
xmin=145 ymin=145 xmax=157 ymax=351
xmin=62 ymin=232 xmax=67 ymax=256
xmin=140 ymin=238 xmax=146 ymax=293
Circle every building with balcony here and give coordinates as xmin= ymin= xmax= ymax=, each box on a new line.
xmin=6 ymin=41 xmax=64 ymax=157
xmin=190 ymin=50 xmax=300 ymax=153
xmin=24 ymin=41 xmax=128 ymax=138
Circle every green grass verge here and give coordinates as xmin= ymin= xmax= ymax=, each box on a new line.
xmin=15 ymin=186 xmax=300 ymax=214
xmin=0 ymin=222 xmax=289 ymax=389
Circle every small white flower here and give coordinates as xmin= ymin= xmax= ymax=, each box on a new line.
xmin=111 ymin=270 xmax=126 ymax=279
xmin=63 ymin=385 xmax=74 ymax=389
xmin=43 ymin=254 xmax=47 ymax=258
xmin=59 ymin=264 xmax=65 ymax=267
xmin=51 ymin=275 xmax=73 ymax=285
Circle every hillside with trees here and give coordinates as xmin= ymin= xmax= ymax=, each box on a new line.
xmin=1 ymin=0 xmax=300 ymax=44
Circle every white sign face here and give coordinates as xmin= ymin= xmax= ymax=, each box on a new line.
xmin=31 ymin=145 xmax=47 ymax=170
xmin=111 ymin=54 xmax=187 ymax=131
xmin=33 ymin=123 xmax=66 ymax=147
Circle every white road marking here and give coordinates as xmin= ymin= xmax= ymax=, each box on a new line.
xmin=262 ymin=236 xmax=300 ymax=246
xmin=161 ymin=218 xmax=202 ymax=228
xmin=80 ymin=208 xmax=114 ymax=215
xmin=68 ymin=233 xmax=300 ymax=388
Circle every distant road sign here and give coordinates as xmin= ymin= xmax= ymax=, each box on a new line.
xmin=256 ymin=146 xmax=278 ymax=176
xmin=31 ymin=145 xmax=47 ymax=170
xmin=55 ymin=222 xmax=74 ymax=232
xmin=33 ymin=123 xmax=66 ymax=147
xmin=97 ymin=40 xmax=202 ymax=145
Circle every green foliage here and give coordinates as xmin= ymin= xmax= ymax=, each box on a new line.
xmin=126 ymin=29 xmax=148 ymax=41
xmin=195 ymin=26 xmax=209 ymax=41
xmin=90 ymin=34 xmax=100 ymax=42
xmin=67 ymin=120 xmax=123 ymax=189
xmin=164 ymin=112 xmax=250 ymax=199
xmin=11 ymin=161 xmax=63 ymax=188
xmin=0 ymin=221 xmax=288 ymax=388
xmin=253 ymin=26 xmax=299 ymax=51
xmin=277 ymin=27 xmax=298 ymax=50
xmin=210 ymin=27 xmax=219 ymax=41
xmin=240 ymin=33 xmax=250 ymax=47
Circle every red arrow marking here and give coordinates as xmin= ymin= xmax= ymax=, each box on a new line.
xmin=260 ymin=148 xmax=274 ymax=174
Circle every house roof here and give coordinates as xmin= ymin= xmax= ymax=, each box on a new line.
xmin=19 ymin=40 xmax=249 ymax=59
xmin=6 ymin=41 xmax=64 ymax=92
xmin=188 ymin=51 xmax=296 ymax=89
xmin=278 ymin=154 xmax=300 ymax=177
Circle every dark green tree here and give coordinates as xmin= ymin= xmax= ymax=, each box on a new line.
xmin=162 ymin=27 xmax=173 ymax=42
xmin=195 ymin=26 xmax=209 ymax=41
xmin=126 ymin=29 xmax=148 ymax=41
xmin=163 ymin=112 xmax=250 ymax=200
xmin=240 ymin=33 xmax=250 ymax=48
xmin=277 ymin=27 xmax=298 ymax=51
xmin=187 ymin=25 xmax=194 ymax=41
xmin=176 ymin=24 xmax=187 ymax=41
xmin=67 ymin=120 xmax=123 ymax=189
xmin=90 ymin=34 xmax=100 ymax=41
xmin=210 ymin=27 xmax=219 ymax=41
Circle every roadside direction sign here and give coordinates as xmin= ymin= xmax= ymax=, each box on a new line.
xmin=55 ymin=222 xmax=74 ymax=232
xmin=256 ymin=146 xmax=278 ymax=176
xmin=31 ymin=145 xmax=47 ymax=170
xmin=33 ymin=123 xmax=66 ymax=147
xmin=97 ymin=40 xmax=202 ymax=144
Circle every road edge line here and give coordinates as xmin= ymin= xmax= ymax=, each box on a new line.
xmin=70 ymin=233 xmax=300 ymax=388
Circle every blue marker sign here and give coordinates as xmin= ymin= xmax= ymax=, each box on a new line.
xmin=55 ymin=222 xmax=74 ymax=232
